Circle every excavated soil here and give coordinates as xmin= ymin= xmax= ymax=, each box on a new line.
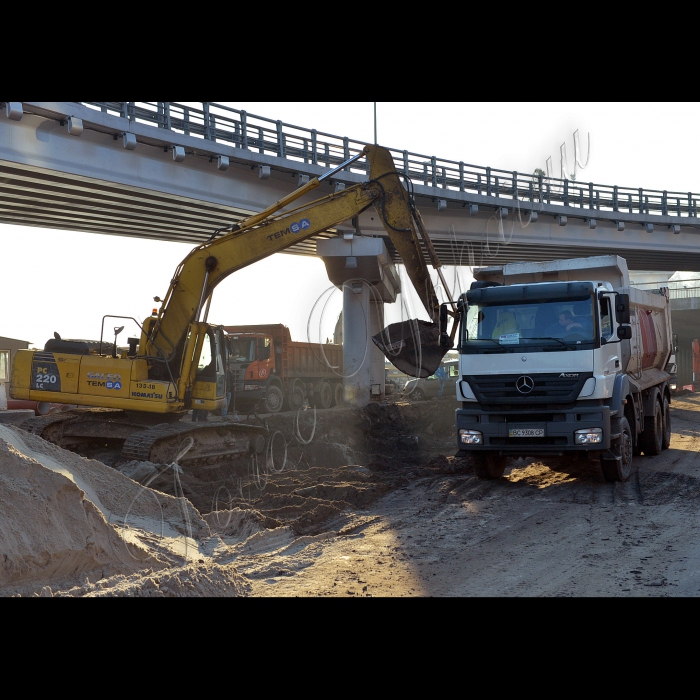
xmin=108 ymin=400 xmax=458 ymax=531
xmin=4 ymin=393 xmax=700 ymax=596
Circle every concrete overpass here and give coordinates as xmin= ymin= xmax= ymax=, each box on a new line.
xmin=3 ymin=101 xmax=700 ymax=271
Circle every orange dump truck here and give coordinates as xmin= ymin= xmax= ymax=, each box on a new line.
xmin=223 ymin=324 xmax=343 ymax=413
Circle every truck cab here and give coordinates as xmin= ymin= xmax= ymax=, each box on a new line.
xmin=226 ymin=332 xmax=277 ymax=406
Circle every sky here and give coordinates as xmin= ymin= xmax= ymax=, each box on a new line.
xmin=2 ymin=102 xmax=700 ymax=348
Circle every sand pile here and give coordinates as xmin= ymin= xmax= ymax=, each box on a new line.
xmin=0 ymin=436 xmax=134 ymax=590
xmin=0 ymin=424 xmax=249 ymax=596
xmin=55 ymin=561 xmax=251 ymax=597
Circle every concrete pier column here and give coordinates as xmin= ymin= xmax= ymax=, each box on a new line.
xmin=342 ymin=282 xmax=387 ymax=405
xmin=342 ymin=282 xmax=369 ymax=405
xmin=317 ymin=236 xmax=400 ymax=408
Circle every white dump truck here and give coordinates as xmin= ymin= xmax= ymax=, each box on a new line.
xmin=455 ymin=255 xmax=676 ymax=482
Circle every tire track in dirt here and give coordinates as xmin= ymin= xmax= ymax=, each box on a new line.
xmin=239 ymin=398 xmax=700 ymax=597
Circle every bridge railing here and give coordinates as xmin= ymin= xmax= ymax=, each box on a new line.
xmin=81 ymin=101 xmax=700 ymax=221
xmin=668 ymin=286 xmax=700 ymax=299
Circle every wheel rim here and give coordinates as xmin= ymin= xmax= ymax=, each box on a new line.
xmin=267 ymin=389 xmax=281 ymax=410
xmin=620 ymin=429 xmax=633 ymax=479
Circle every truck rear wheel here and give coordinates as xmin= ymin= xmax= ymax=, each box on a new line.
xmin=473 ymin=452 xmax=507 ymax=480
xmin=601 ymin=416 xmax=633 ymax=482
xmin=333 ymin=382 xmax=343 ymax=407
xmin=285 ymin=380 xmax=304 ymax=411
xmin=662 ymin=396 xmax=671 ymax=450
xmin=318 ymin=381 xmax=333 ymax=409
xmin=639 ymin=400 xmax=663 ymax=456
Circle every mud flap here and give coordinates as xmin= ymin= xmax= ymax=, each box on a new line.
xmin=600 ymin=447 xmax=621 ymax=467
xmin=372 ymin=319 xmax=447 ymax=378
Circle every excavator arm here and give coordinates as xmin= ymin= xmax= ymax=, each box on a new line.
xmin=144 ymin=145 xmax=451 ymax=379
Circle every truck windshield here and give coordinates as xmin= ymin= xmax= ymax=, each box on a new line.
xmin=229 ymin=338 xmax=256 ymax=362
xmin=461 ymin=297 xmax=595 ymax=353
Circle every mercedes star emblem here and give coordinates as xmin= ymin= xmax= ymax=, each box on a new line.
xmin=516 ymin=375 xmax=534 ymax=394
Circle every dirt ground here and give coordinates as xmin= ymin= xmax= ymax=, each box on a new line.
xmin=3 ymin=392 xmax=700 ymax=597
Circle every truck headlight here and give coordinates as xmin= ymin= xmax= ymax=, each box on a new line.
xmin=459 ymin=429 xmax=483 ymax=445
xmin=574 ymin=427 xmax=603 ymax=444
xmin=670 ymin=383 xmax=677 ymax=391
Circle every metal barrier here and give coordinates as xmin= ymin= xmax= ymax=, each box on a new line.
xmin=80 ymin=101 xmax=700 ymax=222
xmin=669 ymin=286 xmax=700 ymax=299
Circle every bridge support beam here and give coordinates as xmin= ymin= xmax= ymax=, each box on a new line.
xmin=317 ymin=236 xmax=400 ymax=407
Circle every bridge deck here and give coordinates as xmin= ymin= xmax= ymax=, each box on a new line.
xmin=2 ymin=101 xmax=700 ymax=271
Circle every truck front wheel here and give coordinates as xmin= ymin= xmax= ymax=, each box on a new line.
xmin=601 ymin=416 xmax=634 ymax=482
xmin=473 ymin=452 xmax=507 ymax=480
xmin=264 ymin=385 xmax=284 ymax=413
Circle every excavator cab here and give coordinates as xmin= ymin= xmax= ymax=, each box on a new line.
xmin=193 ymin=325 xmax=227 ymax=401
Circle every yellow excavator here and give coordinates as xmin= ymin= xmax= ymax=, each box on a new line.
xmin=10 ymin=145 xmax=458 ymax=468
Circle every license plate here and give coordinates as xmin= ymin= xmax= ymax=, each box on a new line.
xmin=509 ymin=428 xmax=545 ymax=437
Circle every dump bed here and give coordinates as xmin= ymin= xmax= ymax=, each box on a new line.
xmin=474 ymin=255 xmax=629 ymax=288
xmin=627 ymin=286 xmax=673 ymax=387
xmin=223 ymin=324 xmax=340 ymax=382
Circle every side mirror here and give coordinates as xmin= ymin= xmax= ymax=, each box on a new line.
xmin=439 ymin=303 xmax=448 ymax=335
xmin=439 ymin=303 xmax=453 ymax=349
xmin=615 ymin=293 xmax=630 ymax=324
xmin=617 ymin=325 xmax=632 ymax=340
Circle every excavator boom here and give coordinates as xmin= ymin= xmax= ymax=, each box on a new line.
xmin=145 ymin=144 xmax=449 ymax=378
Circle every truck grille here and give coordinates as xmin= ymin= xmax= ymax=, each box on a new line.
xmin=465 ymin=372 xmax=593 ymax=406
xmin=489 ymin=436 xmax=568 ymax=446
xmin=232 ymin=368 xmax=246 ymax=392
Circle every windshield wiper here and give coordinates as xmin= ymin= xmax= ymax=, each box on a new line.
xmin=476 ymin=338 xmax=505 ymax=346
xmin=526 ymin=337 xmax=573 ymax=349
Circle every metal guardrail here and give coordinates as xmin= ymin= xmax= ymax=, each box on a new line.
xmin=80 ymin=102 xmax=700 ymax=221
xmin=631 ymin=280 xmax=700 ymax=298
xmin=668 ymin=286 xmax=700 ymax=299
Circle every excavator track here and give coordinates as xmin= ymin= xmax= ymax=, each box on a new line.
xmin=19 ymin=408 xmax=268 ymax=473
xmin=19 ymin=411 xmax=80 ymax=437
xmin=19 ymin=408 xmax=128 ymax=440
xmin=121 ymin=421 xmax=268 ymax=466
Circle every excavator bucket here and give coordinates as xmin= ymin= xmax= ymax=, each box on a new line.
xmin=372 ymin=319 xmax=448 ymax=378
